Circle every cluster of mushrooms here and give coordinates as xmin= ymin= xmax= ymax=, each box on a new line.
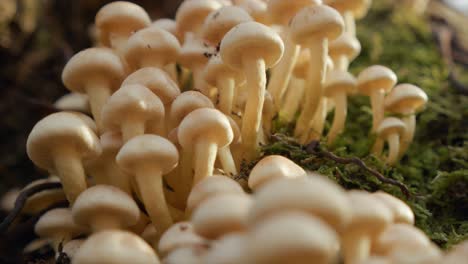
xmin=3 ymin=0 xmax=462 ymax=263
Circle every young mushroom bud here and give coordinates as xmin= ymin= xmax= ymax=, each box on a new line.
xmin=27 ymin=112 xmax=101 ymax=204
xmin=373 ymin=117 xmax=407 ymax=165
xmin=329 ymin=33 xmax=361 ymax=71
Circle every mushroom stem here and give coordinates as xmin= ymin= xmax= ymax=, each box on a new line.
xmin=306 ymin=98 xmax=328 ymax=142
xmin=51 ymin=234 xmax=72 ymax=252
xmin=241 ymin=57 xmax=266 ymax=160
xmin=342 ymin=230 xmax=372 ymax=264
xmin=121 ymin=118 xmax=145 ymax=143
xmin=193 ymin=137 xmax=218 ymax=186
xmin=192 ymin=66 xmax=206 ymax=93
xmin=164 ymin=63 xmax=179 ymax=84
xmin=327 ymin=91 xmax=347 ymax=144
xmin=335 ymin=55 xmax=349 ymax=72
xmin=217 ymin=146 xmax=238 ymax=177
xmin=108 ymin=163 xmax=132 ymax=194
xmin=91 ymin=214 xmax=123 ymax=232
xmin=176 ymin=149 xmax=194 ymax=208
xmin=217 ymin=77 xmax=235 ymax=115
xmin=343 ymin=11 xmax=356 ymax=36
xmin=371 ymin=138 xmax=384 ymax=157
xmin=84 ymin=81 xmax=111 ymax=132
xmin=280 ymin=77 xmax=305 ymax=122
xmin=295 ymin=39 xmax=328 ymax=138
xmin=135 ymin=165 xmax=173 ymax=234
xmin=386 ymin=132 xmax=401 ymax=165
xmin=399 ymin=114 xmax=415 ymax=158
xmin=109 ymin=34 xmax=128 ymax=53
xmin=370 ymin=89 xmax=385 ymax=132
xmin=53 ymin=146 xmax=87 ymax=204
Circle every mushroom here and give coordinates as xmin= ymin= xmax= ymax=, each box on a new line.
xmin=444 ymin=240 xmax=468 ymax=264
xmin=373 ymin=117 xmax=406 ymax=165
xmin=129 ymin=211 xmax=150 ymax=234
xmin=291 ymin=5 xmax=344 ymax=139
xmin=356 ymin=65 xmax=397 ymax=133
xmin=27 ymin=112 xmax=101 ymax=203
xmin=95 ymin=1 xmax=151 ymax=52
xmin=152 ymin=18 xmax=180 ymax=41
xmin=35 ymin=208 xmax=87 ymax=251
xmin=71 ymin=185 xmax=139 ymax=232
xmin=323 ymin=69 xmax=357 ymax=144
xmin=0 ymin=188 xmax=19 ymax=212
xmin=101 ymin=84 xmax=165 ymax=142
xmin=158 ymin=222 xmax=207 ymax=256
xmin=372 ymin=191 xmax=414 ymax=225
xmin=57 ymin=239 xmax=84 ymax=261
xmin=73 ymin=230 xmax=160 ymax=264
xmin=62 ymin=47 xmax=126 ymax=131
xmin=238 ymin=0 xmax=269 ymax=24
xmin=246 ymin=211 xmax=339 ymax=264
xmin=328 ymin=0 xmax=371 ymax=36
xmin=384 ymin=83 xmax=428 ymax=158
xmin=388 ymin=242 xmax=442 ymax=264
xmin=248 ymin=155 xmax=305 ymax=192
xmin=203 ymin=233 xmax=247 ymax=264
xmin=21 ymin=178 xmax=66 ymax=215
xmin=279 ymin=76 xmax=305 ymax=123
xmin=178 ymin=108 xmax=233 ymax=186
xmin=176 ymin=0 xmax=222 ymax=37
xmin=220 ymin=21 xmax=284 ymax=160
xmin=116 ymin=135 xmax=179 ymax=234
xmin=329 ymin=32 xmax=361 ymax=71
xmin=54 ymin=93 xmax=90 ymax=114
xmin=23 ymin=238 xmax=51 ymax=255
xmin=372 ymin=223 xmax=431 ymax=256
xmin=163 ymin=246 xmax=208 ymax=264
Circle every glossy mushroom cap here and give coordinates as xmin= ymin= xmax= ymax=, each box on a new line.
xmin=373 ymin=191 xmax=414 ymax=225
xmin=95 ymin=1 xmax=151 ymax=47
xmin=22 ymin=178 xmax=66 ymax=215
xmin=329 ymin=33 xmax=361 ymax=61
xmin=384 ymin=84 xmax=428 ymax=114
xmin=73 ymin=230 xmax=160 ymax=264
xmin=373 ymin=223 xmax=431 ymax=256
xmin=72 ymin=185 xmax=140 ymax=231
xmin=203 ymin=55 xmax=245 ymax=87
xmin=376 ymin=117 xmax=406 ymax=139
xmin=122 ymin=68 xmax=180 ymax=106
xmin=176 ymin=0 xmax=222 ymax=35
xmin=35 ymin=208 xmax=87 ymax=241
xmin=54 ymin=93 xmax=90 ymax=114
xmin=267 ymin=0 xmax=322 ymax=25
xmin=323 ymin=70 xmax=357 ymax=97
xmin=187 ymin=175 xmax=244 ymax=213
xmin=169 ymin=91 xmax=214 ymax=128
xmin=202 ymin=6 xmax=252 ymax=45
xmin=158 ymin=222 xmax=207 ymax=256
xmin=357 ymin=65 xmax=397 ymax=96
xmin=117 ymin=135 xmax=179 ymax=175
xmin=290 ymin=5 xmax=344 ymax=45
xmin=248 ymin=155 xmax=306 ymax=191
xmin=62 ymin=48 xmax=125 ymax=94
xmin=220 ymin=21 xmax=284 ymax=69
xmin=246 ymin=211 xmax=339 ymax=264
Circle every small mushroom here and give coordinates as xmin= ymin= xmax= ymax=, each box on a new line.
xmin=73 ymin=230 xmax=160 ymax=264
xmin=220 ymin=21 xmax=284 ymax=160
xmin=56 ymin=239 xmax=84 ymax=261
xmin=175 ymin=0 xmax=222 ymax=37
xmin=372 ymin=223 xmax=431 ymax=256
xmin=158 ymin=222 xmax=207 ymax=256
xmin=54 ymin=93 xmax=90 ymax=114
xmin=238 ymin=0 xmax=269 ymax=24
xmin=373 ymin=117 xmax=406 ymax=165
xmin=27 ymin=112 xmax=101 ymax=203
xmin=203 ymin=233 xmax=247 ymax=264
xmin=152 ymin=18 xmax=181 ymax=41
xmin=329 ymin=32 xmax=361 ymax=71
xmin=372 ymin=191 xmax=414 ymax=225
xmin=328 ymin=0 xmax=371 ymax=36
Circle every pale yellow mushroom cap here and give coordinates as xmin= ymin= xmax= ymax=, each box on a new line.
xmin=22 ymin=178 xmax=66 ymax=215
xmin=101 ymin=84 xmax=165 ymax=132
xmin=246 ymin=211 xmax=339 ymax=264
xmin=158 ymin=222 xmax=207 ymax=256
xmin=187 ymin=175 xmax=244 ymax=213
xmin=248 ymin=155 xmax=306 ymax=191
xmin=123 ymin=27 xmax=180 ymax=71
xmin=163 ymin=246 xmax=208 ymax=264
xmin=384 ymin=84 xmax=428 ymax=114
xmin=117 ymin=135 xmax=179 ymax=175
xmin=73 ymin=230 xmax=160 ymax=264
xmin=95 ymin=1 xmax=151 ymax=47
xmin=203 ymin=54 xmax=245 ymax=87
xmin=151 ymin=18 xmax=179 ymax=40
xmin=202 ymin=6 xmax=252 ymax=45
xmin=192 ymin=193 xmax=252 ymax=239
xmin=329 ymin=33 xmax=361 ymax=61
xmin=329 ymin=0 xmax=372 ymax=19
xmin=323 ymin=69 xmax=357 ymax=97
xmin=290 ymin=5 xmax=344 ymax=45
xmin=239 ymin=0 xmax=269 ymax=24
xmin=220 ymin=21 xmax=284 ymax=69
xmin=178 ymin=32 xmax=214 ymax=69
xmin=178 ymin=108 xmax=233 ymax=149
xmin=373 ymin=191 xmax=414 ymax=225
xmin=176 ymin=0 xmax=222 ymax=34
xmin=388 ymin=242 xmax=442 ymax=264
xmin=62 ymin=48 xmax=125 ymax=94
xmin=71 ymin=185 xmax=139 ymax=230
xmin=373 ymin=223 xmax=431 ymax=256
xmin=169 ymin=91 xmax=214 ymax=127
xmin=54 ymin=93 xmax=90 ymax=114
xmin=35 ymin=208 xmax=87 ymax=241
xmin=26 ymin=112 xmax=101 ymax=172
xmin=203 ymin=233 xmax=247 ymax=264
xmin=267 ymin=0 xmax=322 ymax=25
xmin=357 ymin=65 xmax=397 ymax=96
xmin=376 ymin=117 xmax=406 ymax=139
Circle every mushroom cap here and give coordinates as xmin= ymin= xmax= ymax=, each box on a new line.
xmin=73 ymin=230 xmax=160 ymax=264
xmin=345 ymin=190 xmax=393 ymax=235
xmin=22 ymin=178 xmax=66 ymax=215
xmin=117 ymin=135 xmax=179 ymax=175
xmin=329 ymin=33 xmax=361 ymax=61
xmin=373 ymin=191 xmax=414 ymax=225
xmin=26 ymin=112 xmax=101 ymax=171
xmin=100 ymin=131 xmax=123 ymax=153
xmin=290 ymin=5 xmax=344 ymax=45
xmin=176 ymin=0 xmax=222 ymax=34
xmin=122 ymin=68 xmax=180 ymax=106
xmin=187 ymin=175 xmax=244 ymax=213
xmin=35 ymin=208 xmax=86 ymax=240
xmin=384 ymin=84 xmax=428 ymax=114
xmin=192 ymin=194 xmax=252 ymax=239
xmin=246 ymin=211 xmax=339 ymax=264
xmin=388 ymin=242 xmax=442 ymax=264
xmin=54 ymin=93 xmax=90 ymax=114
xmin=267 ymin=0 xmax=322 ymax=25
xmin=357 ymin=65 xmax=397 ymax=96
xmin=178 ymin=108 xmax=233 ymax=148
xmin=248 ymin=155 xmax=306 ymax=191
xmin=249 ymin=176 xmax=350 ymax=231
xmin=158 ymin=222 xmax=207 ymax=256
xmin=23 ymin=238 xmax=50 ymax=254
xmin=123 ymin=27 xmax=180 ymax=70
xmin=445 ymin=240 xmax=468 ymax=264
xmin=151 ymin=18 xmax=179 ymax=39
xmin=373 ymin=223 xmax=431 ymax=256
xmin=323 ymin=69 xmax=357 ymax=97
xmin=95 ymin=1 xmax=151 ymax=47
xmin=0 ymin=188 xmax=19 ymax=212
xmin=101 ymin=84 xmax=165 ymax=132
xmin=178 ymin=32 xmax=214 ymax=68
xmin=203 ymin=55 xmax=245 ymax=87
xmin=202 ymin=6 xmax=253 ymax=45
xmin=129 ymin=211 xmax=150 ymax=234
xmin=62 ymin=48 xmax=125 ymax=94
xmin=71 ymin=185 xmax=139 ymax=230
xmin=169 ymin=91 xmax=214 ymax=127
xmin=220 ymin=21 xmax=284 ymax=70
xmin=203 ymin=233 xmax=247 ymax=264
xmin=239 ymin=0 xmax=269 ymax=24
xmin=163 ymin=246 xmax=207 ymax=264
xmin=376 ymin=117 xmax=406 ymax=138
xmin=226 ymin=116 xmax=241 ymax=144
xmin=59 ymin=239 xmax=84 ymax=260
xmin=329 ymin=0 xmax=372 ymax=19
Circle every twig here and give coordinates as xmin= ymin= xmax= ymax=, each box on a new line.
xmin=305 ymin=141 xmax=412 ymax=198
xmin=0 ymin=182 xmax=63 ymax=233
